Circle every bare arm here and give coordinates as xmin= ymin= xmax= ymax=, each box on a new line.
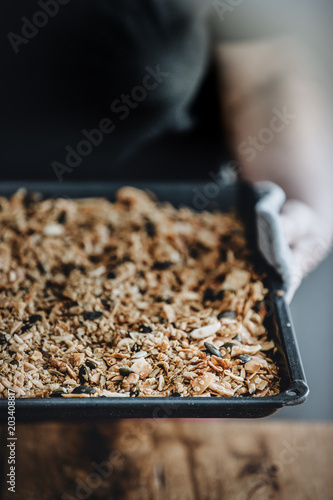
xmin=215 ymin=39 xmax=333 ymax=299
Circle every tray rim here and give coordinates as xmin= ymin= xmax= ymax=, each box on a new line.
xmin=0 ymin=181 xmax=309 ymax=420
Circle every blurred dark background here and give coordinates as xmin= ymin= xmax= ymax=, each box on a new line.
xmin=0 ymin=0 xmax=332 ymax=420
xmin=2 ymin=0 xmax=333 ymax=182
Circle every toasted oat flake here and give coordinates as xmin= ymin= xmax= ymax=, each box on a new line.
xmin=0 ymin=188 xmax=280 ymax=399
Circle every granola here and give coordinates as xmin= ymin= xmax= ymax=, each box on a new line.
xmin=0 ymin=187 xmax=280 ymax=398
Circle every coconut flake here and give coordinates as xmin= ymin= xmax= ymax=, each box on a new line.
xmin=190 ymin=322 xmax=221 ymax=339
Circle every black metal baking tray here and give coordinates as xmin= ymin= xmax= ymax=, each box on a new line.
xmin=0 ymin=180 xmax=309 ymax=420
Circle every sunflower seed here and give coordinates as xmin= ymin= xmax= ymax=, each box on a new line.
xmin=223 ymin=342 xmax=235 ymax=353
xmin=204 ymin=342 xmax=222 ymax=358
xmin=218 ymin=310 xmax=237 ymax=320
xmin=78 ymin=365 xmax=90 ymax=384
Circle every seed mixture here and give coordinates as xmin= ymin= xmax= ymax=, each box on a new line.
xmin=0 ymin=187 xmax=280 ymax=399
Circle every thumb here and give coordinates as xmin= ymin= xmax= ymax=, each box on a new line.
xmin=279 ymin=199 xmax=317 ymax=245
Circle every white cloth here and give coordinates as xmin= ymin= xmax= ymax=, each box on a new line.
xmin=255 ymin=181 xmax=294 ymax=293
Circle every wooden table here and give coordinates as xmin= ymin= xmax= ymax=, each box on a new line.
xmin=0 ymin=420 xmax=332 ymax=499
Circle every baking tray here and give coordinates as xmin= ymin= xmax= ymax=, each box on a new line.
xmin=0 ymin=181 xmax=309 ymax=420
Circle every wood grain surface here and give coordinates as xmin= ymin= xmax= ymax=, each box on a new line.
xmin=0 ymin=420 xmax=332 ymax=500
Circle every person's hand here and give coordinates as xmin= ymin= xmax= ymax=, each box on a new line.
xmin=279 ymin=199 xmax=332 ymax=302
xmin=216 ymin=38 xmax=333 ymax=301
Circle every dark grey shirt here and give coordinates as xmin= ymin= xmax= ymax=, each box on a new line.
xmin=1 ymin=0 xmax=289 ymax=181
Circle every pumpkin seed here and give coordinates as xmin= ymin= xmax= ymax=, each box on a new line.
xmin=82 ymin=311 xmax=104 ymax=321
xmin=57 ymin=211 xmax=67 ymax=224
xmin=20 ymin=324 xmax=32 ymax=334
xmin=37 ymin=262 xmax=47 ymax=275
xmin=203 ymin=287 xmax=224 ymax=302
xmin=132 ymin=343 xmax=141 ymax=352
xmin=189 ymin=248 xmax=199 ymax=259
xmin=29 ymin=314 xmax=43 ymax=323
xmin=204 ymin=342 xmax=222 ymax=358
xmin=50 ymin=388 xmax=67 ymax=397
xmin=157 ymin=297 xmax=172 ymax=304
xmin=75 ymin=265 xmax=86 ymax=273
xmin=0 ymin=332 xmax=9 ymax=345
xmin=72 ymin=385 xmax=95 ymax=395
xmin=85 ymin=360 xmax=97 ymax=369
xmin=119 ymin=367 xmax=134 ymax=377
xmin=219 ymin=249 xmax=227 ymax=262
xmin=145 ymin=220 xmax=156 ymax=237
xmin=203 ymin=288 xmax=215 ymax=302
xmin=253 ymin=301 xmax=262 ymax=313
xmin=215 ymin=272 xmax=226 ymax=283
xmin=20 ymin=314 xmax=42 ymax=335
xmin=23 ymin=191 xmax=41 ymax=207
xmin=237 ymin=354 xmax=252 ymax=363
xmin=152 ymin=261 xmax=173 ymax=270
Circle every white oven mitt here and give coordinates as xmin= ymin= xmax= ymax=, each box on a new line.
xmin=254 ymin=181 xmax=294 ymax=296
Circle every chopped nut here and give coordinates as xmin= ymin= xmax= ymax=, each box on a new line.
xmin=131 ymin=358 xmax=153 ymax=379
xmin=70 ymin=352 xmax=85 ymax=367
xmin=30 ymin=350 xmax=43 ymax=362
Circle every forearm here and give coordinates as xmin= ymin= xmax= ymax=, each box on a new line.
xmin=215 ymin=39 xmax=333 ymax=226
xmin=215 ymin=38 xmax=333 ymax=298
